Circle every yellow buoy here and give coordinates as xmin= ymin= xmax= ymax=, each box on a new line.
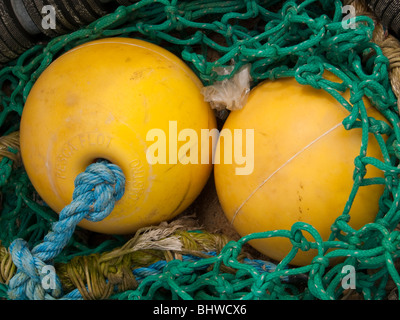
xmin=20 ymin=37 xmax=216 ymax=234
xmin=214 ymin=74 xmax=388 ymax=266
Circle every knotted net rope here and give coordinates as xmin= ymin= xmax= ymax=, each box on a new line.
xmin=1 ymin=0 xmax=400 ymax=300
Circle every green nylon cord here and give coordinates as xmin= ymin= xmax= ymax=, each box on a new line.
xmin=1 ymin=0 xmax=400 ymax=300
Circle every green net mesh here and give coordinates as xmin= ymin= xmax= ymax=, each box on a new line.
xmin=1 ymin=0 xmax=400 ymax=300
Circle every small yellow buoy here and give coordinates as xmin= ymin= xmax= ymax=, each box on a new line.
xmin=214 ymin=73 xmax=388 ymax=266
xmin=20 ymin=37 xmax=216 ymax=234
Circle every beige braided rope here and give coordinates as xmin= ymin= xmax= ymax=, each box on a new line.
xmin=0 ymin=131 xmax=20 ymax=165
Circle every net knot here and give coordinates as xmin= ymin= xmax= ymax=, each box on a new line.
xmin=353 ymin=155 xmax=366 ymax=180
xmin=250 ymin=274 xmax=268 ymax=298
xmin=164 ymin=259 xmax=187 ymax=278
xmin=165 ymin=5 xmax=181 ymax=29
xmin=290 ymin=229 xmax=311 ymax=252
xmin=224 ymin=24 xmax=234 ymax=38
xmin=281 ymin=1 xmax=298 ymax=19
xmin=349 ymin=86 xmax=365 ymax=105
xmin=12 ymin=66 xmax=30 ymax=82
xmin=381 ymin=236 xmax=397 ymax=254
xmin=136 ymin=22 xmax=157 ymax=40
xmin=245 ymin=0 xmax=259 ymax=18
xmin=220 ymin=241 xmax=242 ymax=261
xmin=213 ymin=21 xmax=234 ymax=38
xmin=352 ymin=23 xmax=373 ymax=43
xmin=347 ymin=235 xmax=362 ymax=247
xmin=375 ymin=218 xmax=391 ymax=230
xmin=295 ymin=62 xmax=324 ymax=89
xmin=214 ymin=275 xmax=234 ymax=297
xmin=368 ymin=117 xmax=392 ymax=135
xmin=114 ymin=5 xmax=129 ymax=21
xmin=311 ymin=256 xmax=330 ymax=269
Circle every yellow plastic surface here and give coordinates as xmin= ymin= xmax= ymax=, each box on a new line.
xmin=214 ymin=74 xmax=388 ymax=266
xmin=20 ymin=37 xmax=216 ymax=234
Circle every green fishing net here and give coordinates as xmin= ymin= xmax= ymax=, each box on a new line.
xmin=1 ymin=0 xmax=400 ymax=300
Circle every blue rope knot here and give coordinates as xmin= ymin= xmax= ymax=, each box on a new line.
xmin=74 ymin=161 xmax=125 ymax=222
xmin=8 ymin=238 xmax=63 ymax=300
xmin=8 ymin=161 xmax=125 ymax=300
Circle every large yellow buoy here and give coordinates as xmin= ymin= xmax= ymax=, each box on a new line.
xmin=20 ymin=37 xmax=216 ymax=234
xmin=214 ymin=74 xmax=388 ymax=266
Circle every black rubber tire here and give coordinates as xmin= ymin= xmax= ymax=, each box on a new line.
xmin=0 ymin=3 xmax=27 ymax=58
xmin=380 ymin=0 xmax=400 ymax=32
xmin=84 ymin=0 xmax=108 ymax=17
xmin=0 ymin=1 xmax=35 ymax=50
xmin=116 ymin=0 xmax=135 ymax=6
xmin=374 ymin=0 xmax=392 ymax=19
xmin=59 ymin=0 xmax=95 ymax=27
xmin=0 ymin=51 xmax=11 ymax=64
xmin=366 ymin=0 xmax=400 ymax=37
xmin=367 ymin=0 xmax=379 ymax=10
xmin=390 ymin=11 xmax=400 ymax=37
xmin=0 ymin=34 xmax=19 ymax=61
xmin=10 ymin=0 xmax=41 ymax=35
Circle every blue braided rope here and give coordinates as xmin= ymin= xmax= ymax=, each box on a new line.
xmin=7 ymin=161 xmax=125 ymax=300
